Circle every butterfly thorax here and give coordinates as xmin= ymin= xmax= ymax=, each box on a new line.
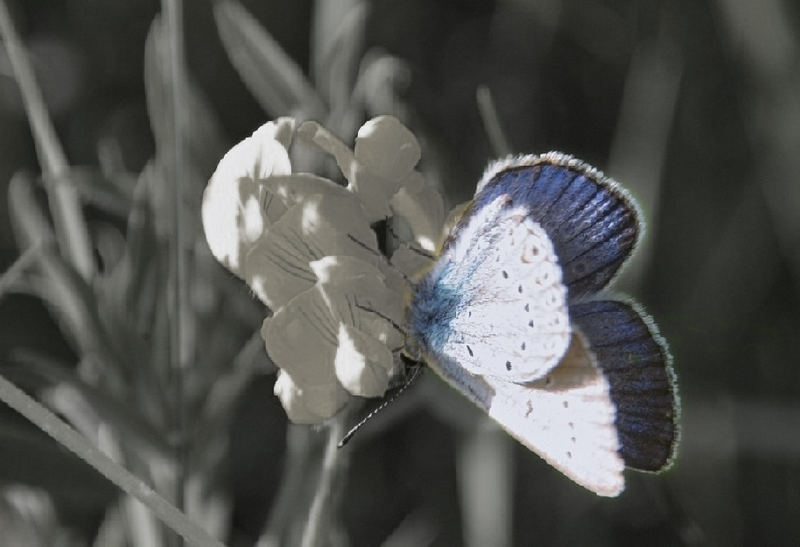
xmin=405 ymin=262 xmax=463 ymax=358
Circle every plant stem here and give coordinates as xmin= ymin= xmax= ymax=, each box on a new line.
xmin=301 ymin=415 xmax=349 ymax=547
xmin=0 ymin=372 xmax=225 ymax=547
xmin=0 ymin=0 xmax=94 ymax=280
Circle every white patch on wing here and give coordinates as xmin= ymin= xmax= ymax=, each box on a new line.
xmin=433 ymin=195 xmax=571 ymax=382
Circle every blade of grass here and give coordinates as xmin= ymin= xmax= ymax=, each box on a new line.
xmin=0 ymin=0 xmax=94 ymax=279
xmin=0 ymin=371 xmax=225 ymax=547
xmin=162 ymin=0 xmax=189 ymax=525
xmin=608 ymin=37 xmax=682 ymax=290
xmin=311 ymin=0 xmax=367 ymax=108
xmin=0 ymin=241 xmax=41 ymax=302
xmin=214 ymin=0 xmax=326 ymax=118
xmin=476 ymin=85 xmax=512 ymax=157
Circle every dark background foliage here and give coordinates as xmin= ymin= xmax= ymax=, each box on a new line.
xmin=1 ymin=0 xmax=799 ymax=545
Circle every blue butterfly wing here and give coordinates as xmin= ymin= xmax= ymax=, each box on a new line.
xmin=569 ymin=299 xmax=679 ymax=472
xmin=473 ymin=153 xmax=641 ymax=299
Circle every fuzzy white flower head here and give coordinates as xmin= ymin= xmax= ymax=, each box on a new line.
xmin=202 ymin=116 xmax=445 ymax=424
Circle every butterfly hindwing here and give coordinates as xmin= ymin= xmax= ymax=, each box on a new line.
xmin=569 ymin=299 xmax=679 ymax=472
xmin=474 ymin=153 xmax=642 ymax=299
xmin=424 ymin=333 xmax=626 ymax=497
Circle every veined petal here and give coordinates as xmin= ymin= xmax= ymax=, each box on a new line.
xmin=259 ymin=173 xmax=351 ymax=207
xmin=310 ymin=255 xmax=405 ymax=350
xmin=202 ymin=118 xmax=294 ymax=276
xmin=273 ymin=370 xmax=348 ymax=424
xmin=334 ymin=323 xmax=397 ymax=397
xmin=261 ymin=289 xmax=338 ymax=386
xmin=245 ymin=194 xmax=380 ymax=309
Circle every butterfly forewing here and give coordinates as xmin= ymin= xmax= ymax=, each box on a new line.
xmin=475 ymin=153 xmax=641 ymax=298
xmin=409 ymin=193 xmax=572 ymax=383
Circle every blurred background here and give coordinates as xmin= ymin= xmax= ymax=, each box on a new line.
xmin=1 ymin=0 xmax=799 ymax=545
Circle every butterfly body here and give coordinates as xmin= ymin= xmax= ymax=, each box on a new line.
xmin=406 ymin=152 xmax=679 ymax=497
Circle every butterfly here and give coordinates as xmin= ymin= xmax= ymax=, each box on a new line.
xmin=405 ymin=152 xmax=679 ymax=497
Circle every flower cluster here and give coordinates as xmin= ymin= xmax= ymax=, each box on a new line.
xmin=202 ymin=116 xmax=444 ymax=423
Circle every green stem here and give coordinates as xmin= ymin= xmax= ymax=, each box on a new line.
xmin=0 ymin=0 xmax=94 ymax=280
xmin=0 ymin=372 xmax=225 ymax=547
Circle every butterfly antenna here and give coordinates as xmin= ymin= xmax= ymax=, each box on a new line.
xmin=338 ymin=361 xmax=424 ymax=448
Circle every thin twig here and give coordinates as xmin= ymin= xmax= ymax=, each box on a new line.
xmin=0 ymin=372 xmax=225 ymax=547
xmin=0 ymin=0 xmax=94 ymax=279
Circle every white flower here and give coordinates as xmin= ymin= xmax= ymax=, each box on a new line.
xmin=202 ymin=116 xmax=444 ymax=423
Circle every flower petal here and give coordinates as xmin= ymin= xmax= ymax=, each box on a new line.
xmin=244 ymin=194 xmax=380 ymax=308
xmin=273 ymin=370 xmax=348 ymax=424
xmin=296 ymin=120 xmax=357 ymax=179
xmin=297 ymin=117 xmax=425 ymax=223
xmin=334 ymin=323 xmax=396 ymax=397
xmin=202 ymin=118 xmax=294 ymax=276
xmin=259 ymin=173 xmax=351 ymax=207
xmin=353 ymin=116 xmax=420 ymax=179
xmin=264 ymin=285 xmax=350 ymax=423
xmin=390 ymin=245 xmax=435 ymax=280
xmin=390 ymin=181 xmax=445 ymax=252
xmin=261 ymin=289 xmax=338 ymax=387
xmin=310 ymin=255 xmax=405 ymax=350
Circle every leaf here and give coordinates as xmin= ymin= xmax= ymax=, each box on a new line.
xmin=9 ymin=175 xmax=132 ymax=382
xmin=59 ymin=166 xmax=135 ymax=219
xmin=214 ymin=0 xmax=326 ymax=119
